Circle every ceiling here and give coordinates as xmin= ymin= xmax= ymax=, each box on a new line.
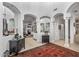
xmin=10 ymin=2 xmax=71 ymax=17
xmin=6 ymin=2 xmax=71 ymax=23
xmin=24 ymin=14 xmax=36 ymax=23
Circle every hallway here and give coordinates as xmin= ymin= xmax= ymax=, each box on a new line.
xmin=0 ymin=2 xmax=79 ymax=57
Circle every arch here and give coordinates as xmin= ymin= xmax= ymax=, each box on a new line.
xmin=65 ymin=2 xmax=79 ymax=13
xmin=24 ymin=14 xmax=37 ymax=23
xmin=3 ymin=2 xmax=22 ymax=36
xmin=24 ymin=14 xmax=37 ymax=20
xmin=53 ymin=13 xmax=65 ymax=42
xmin=54 ymin=13 xmax=63 ymax=18
xmin=53 ymin=13 xmax=64 ymax=23
xmin=3 ymin=2 xmax=21 ymax=14
xmin=40 ymin=16 xmax=51 ymax=19
xmin=40 ymin=16 xmax=51 ymax=25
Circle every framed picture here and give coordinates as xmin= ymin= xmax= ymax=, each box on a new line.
xmin=8 ymin=18 xmax=15 ymax=34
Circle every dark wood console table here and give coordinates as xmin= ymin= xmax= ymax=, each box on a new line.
xmin=42 ymin=35 xmax=49 ymax=43
xmin=9 ymin=38 xmax=25 ymax=55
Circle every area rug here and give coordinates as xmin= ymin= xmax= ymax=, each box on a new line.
xmin=14 ymin=43 xmax=79 ymax=57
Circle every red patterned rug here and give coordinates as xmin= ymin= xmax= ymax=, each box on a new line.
xmin=15 ymin=43 xmax=79 ymax=57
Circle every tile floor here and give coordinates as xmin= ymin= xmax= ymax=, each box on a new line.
xmin=20 ymin=37 xmax=45 ymax=52
xmin=20 ymin=37 xmax=79 ymax=53
xmin=51 ymin=39 xmax=79 ymax=52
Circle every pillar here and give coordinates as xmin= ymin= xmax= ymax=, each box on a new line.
xmin=64 ymin=13 xmax=71 ymax=47
xmin=36 ymin=17 xmax=41 ymax=42
xmin=64 ymin=18 xmax=69 ymax=47
xmin=52 ymin=21 xmax=56 ymax=41
xmin=14 ymin=14 xmax=23 ymax=37
xmin=50 ymin=17 xmax=55 ymax=42
xmin=14 ymin=14 xmax=18 ymax=34
xmin=18 ymin=14 xmax=23 ymax=37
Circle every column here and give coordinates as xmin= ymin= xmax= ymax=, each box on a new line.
xmin=36 ymin=17 xmax=41 ymax=42
xmin=52 ymin=21 xmax=55 ymax=41
xmin=50 ymin=17 xmax=54 ymax=42
xmin=14 ymin=14 xmax=18 ymax=34
xmin=64 ymin=17 xmax=70 ymax=47
xmin=14 ymin=14 xmax=23 ymax=37
xmin=18 ymin=14 xmax=23 ymax=37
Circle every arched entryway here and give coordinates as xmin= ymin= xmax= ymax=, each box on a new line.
xmin=23 ymin=14 xmax=37 ymax=37
xmin=66 ymin=2 xmax=79 ymax=44
xmin=53 ymin=13 xmax=65 ymax=46
xmin=3 ymin=2 xmax=23 ymax=36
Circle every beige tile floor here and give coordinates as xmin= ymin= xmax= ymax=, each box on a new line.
xmin=20 ymin=37 xmax=45 ymax=52
xmin=20 ymin=37 xmax=79 ymax=53
xmin=52 ymin=39 xmax=65 ymax=47
xmin=52 ymin=39 xmax=79 ymax=52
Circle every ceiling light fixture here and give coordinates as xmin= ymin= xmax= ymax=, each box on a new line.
xmin=53 ymin=8 xmax=57 ymax=11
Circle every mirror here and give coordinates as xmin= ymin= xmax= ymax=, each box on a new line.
xmin=8 ymin=18 xmax=15 ymax=35
xmin=3 ymin=18 xmax=15 ymax=36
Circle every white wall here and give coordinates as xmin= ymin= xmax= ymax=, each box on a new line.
xmin=0 ymin=3 xmax=15 ymax=57
xmin=60 ymin=24 xmax=64 ymax=39
xmin=4 ymin=7 xmax=14 ymax=20
xmin=54 ymin=22 xmax=60 ymax=40
xmin=0 ymin=35 xmax=14 ymax=57
xmin=70 ymin=16 xmax=75 ymax=43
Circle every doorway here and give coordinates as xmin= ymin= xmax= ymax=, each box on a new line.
xmin=23 ymin=14 xmax=36 ymax=37
xmin=53 ymin=13 xmax=65 ymax=46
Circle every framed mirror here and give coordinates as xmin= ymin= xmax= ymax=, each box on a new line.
xmin=8 ymin=18 xmax=15 ymax=35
